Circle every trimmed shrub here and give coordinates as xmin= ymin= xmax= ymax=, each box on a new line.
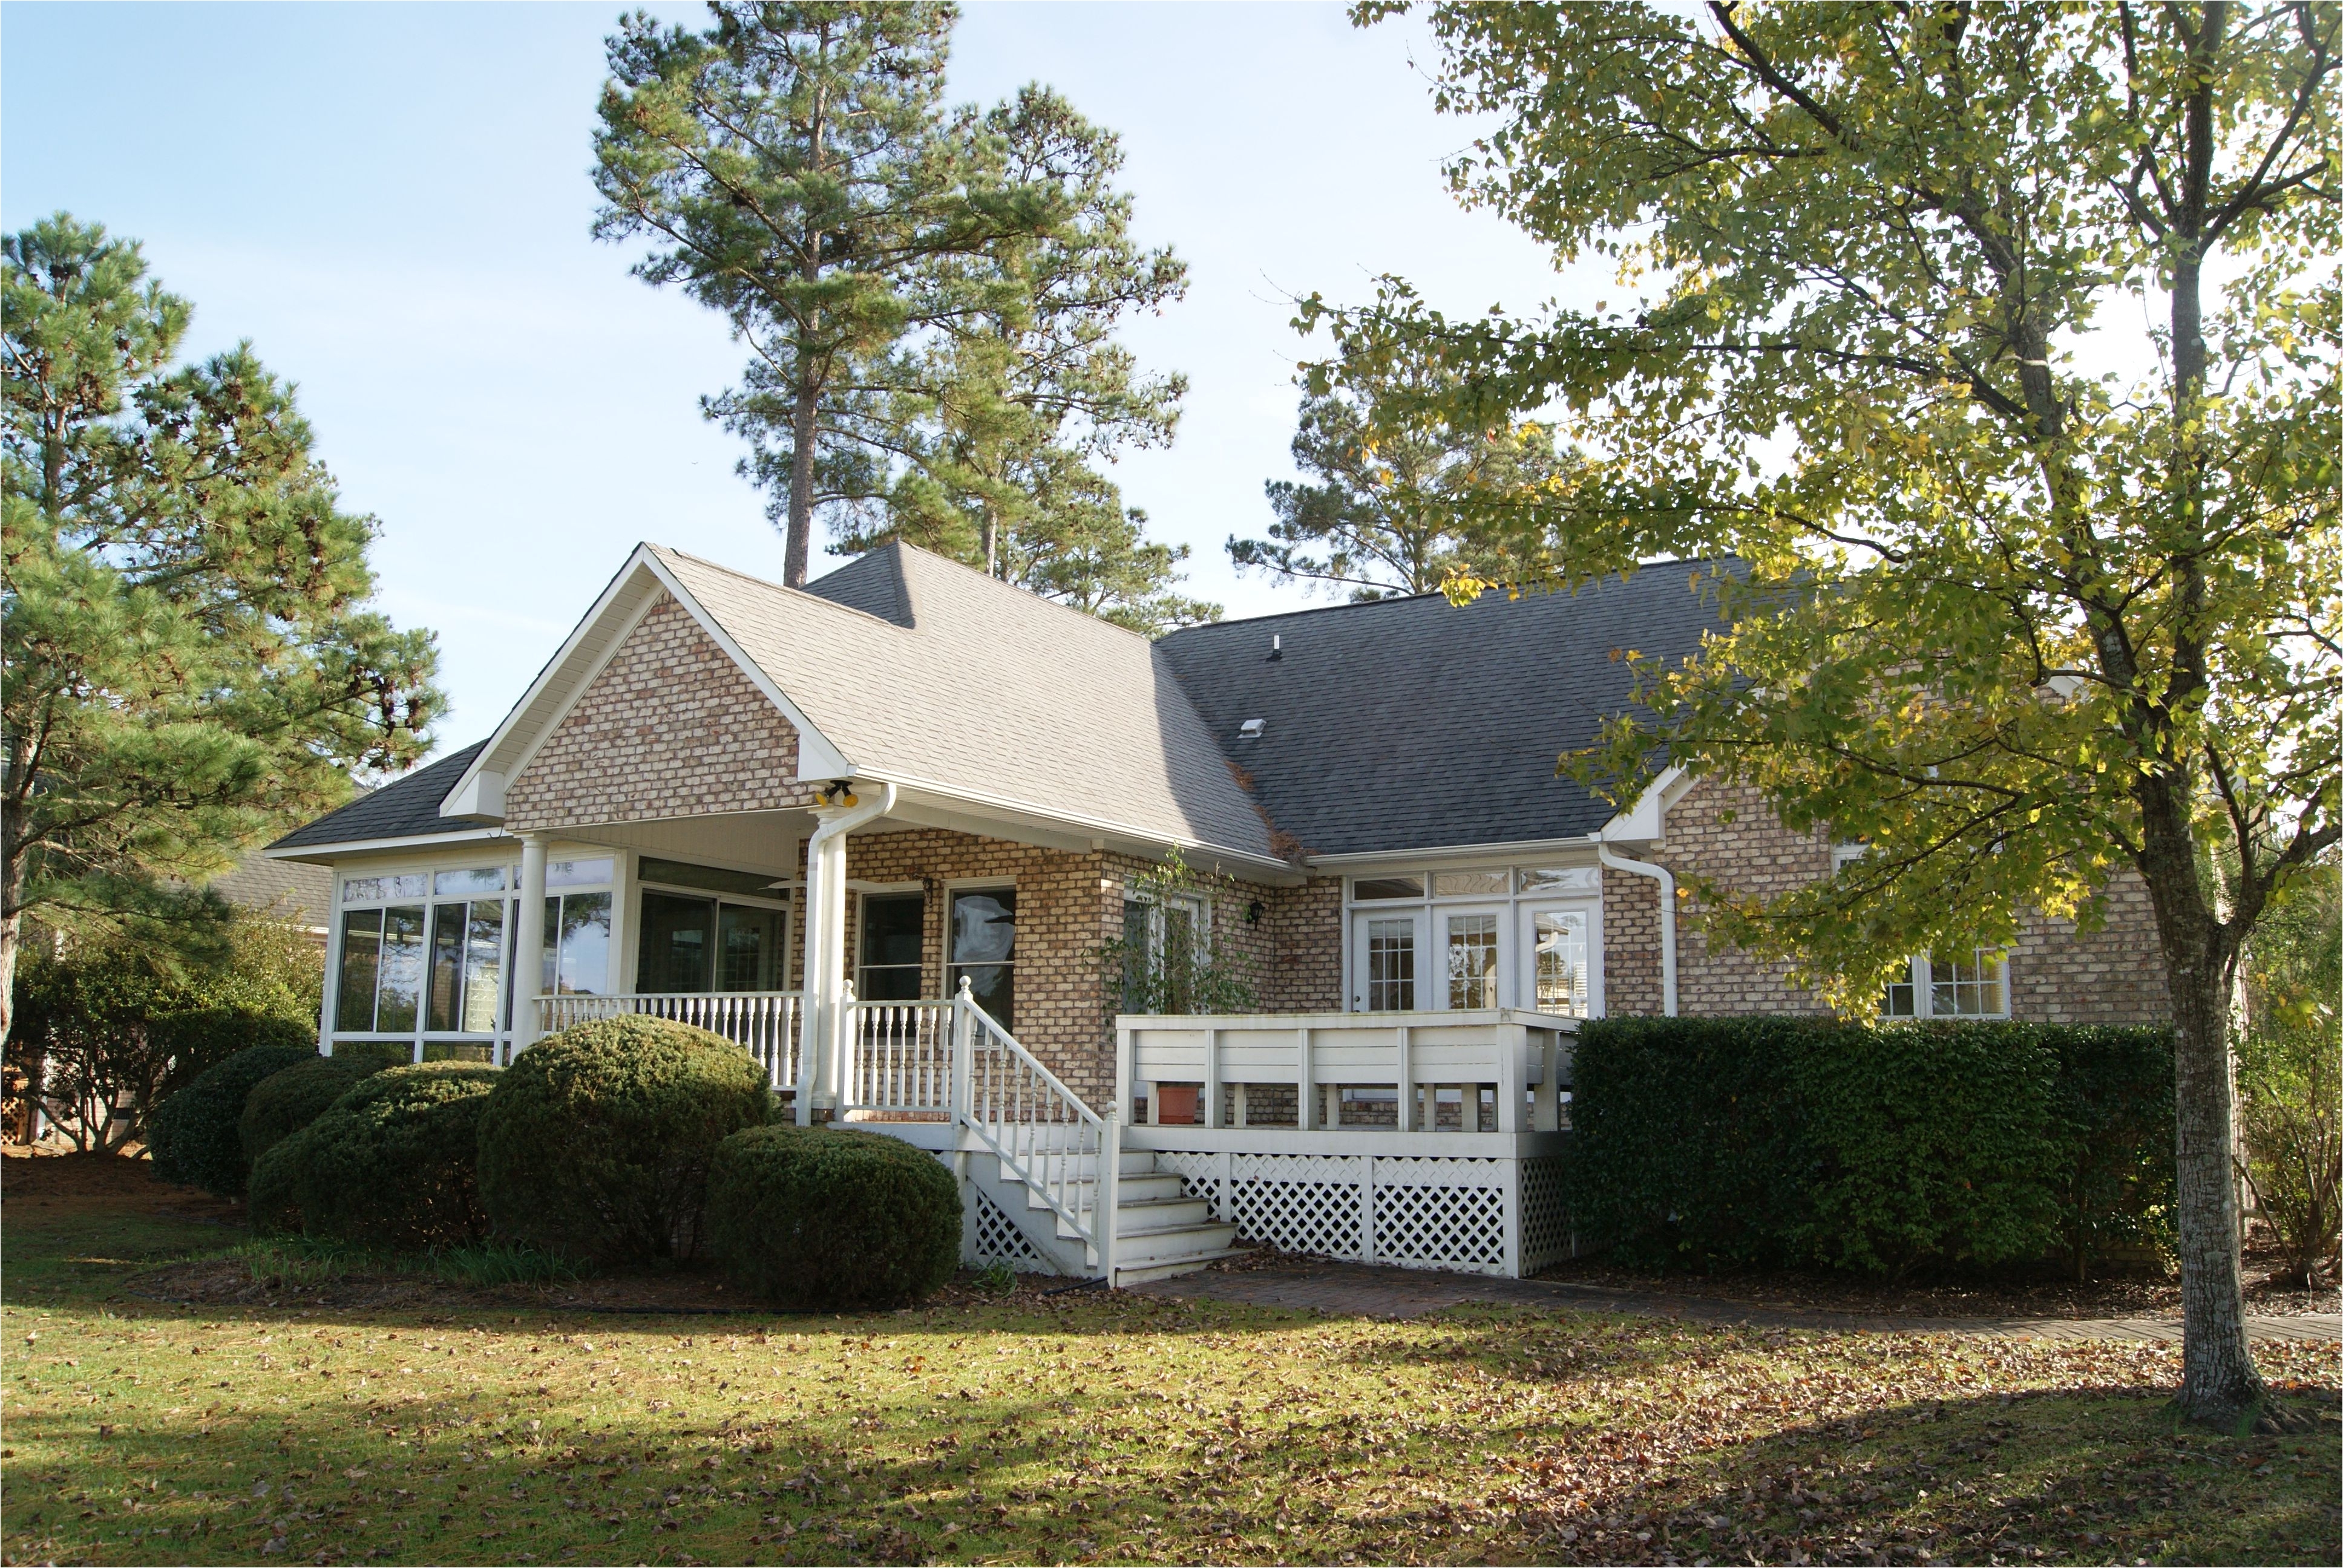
xmin=146 ymin=1040 xmax=316 ymax=1196
xmin=247 ymin=1065 xmax=499 ymax=1248
xmin=1568 ymin=1016 xmax=2174 ymax=1278
xmin=705 ymin=1124 xmax=962 ymax=1308
xmin=475 ymin=1016 xmax=768 ymax=1264
xmin=238 ymin=1045 xmax=407 ymax=1171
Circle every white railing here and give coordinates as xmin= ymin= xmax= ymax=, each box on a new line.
xmin=1114 ymin=1008 xmax=1575 ymax=1134
xmin=951 ymin=981 xmax=1118 ymax=1276
xmin=843 ymin=997 xmax=954 ymax=1118
xmin=534 ymin=991 xmax=802 ymax=1091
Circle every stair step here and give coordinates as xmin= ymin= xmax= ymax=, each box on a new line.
xmin=1112 ymin=1249 xmax=1247 ymax=1286
xmin=1113 ymin=1221 xmax=1239 ymax=1268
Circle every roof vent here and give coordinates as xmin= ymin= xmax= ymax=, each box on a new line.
xmin=1268 ymin=633 xmax=1282 ymax=662
xmin=1239 ymin=718 xmax=1266 ymax=740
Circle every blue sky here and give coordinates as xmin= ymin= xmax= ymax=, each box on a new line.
xmin=4 ymin=1 xmax=1591 ymax=753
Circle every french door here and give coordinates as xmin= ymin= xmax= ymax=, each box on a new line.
xmin=1351 ymin=910 xmax=1424 ymax=1011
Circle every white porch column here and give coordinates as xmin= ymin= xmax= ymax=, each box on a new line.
xmin=512 ymin=833 xmax=549 ymax=1053
xmin=796 ymin=783 xmax=895 ymax=1123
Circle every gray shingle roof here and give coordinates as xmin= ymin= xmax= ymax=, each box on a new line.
xmin=1153 ymin=566 xmax=1730 ymax=858
xmin=269 ymin=741 xmax=490 ymax=851
xmin=655 ymin=544 xmax=1279 ymax=861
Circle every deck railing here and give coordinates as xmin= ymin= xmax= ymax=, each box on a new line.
xmin=952 ymin=981 xmax=1116 ymax=1275
xmin=842 ymin=996 xmax=955 ymax=1118
xmin=534 ymin=991 xmax=802 ymax=1091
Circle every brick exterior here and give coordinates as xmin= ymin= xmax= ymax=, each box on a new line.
xmin=506 ymin=595 xmax=818 ymax=832
xmin=1604 ymin=777 xmax=2171 ymax=1024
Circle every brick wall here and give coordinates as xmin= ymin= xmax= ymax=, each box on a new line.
xmin=1604 ymin=776 xmax=2171 ymax=1022
xmin=1260 ymin=877 xmax=1343 ymax=1012
xmin=506 ymin=595 xmax=816 ymax=832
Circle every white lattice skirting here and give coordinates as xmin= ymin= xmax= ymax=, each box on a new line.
xmin=969 ymin=1186 xmax=1054 ymax=1273
xmin=1155 ymin=1149 xmax=1573 ymax=1277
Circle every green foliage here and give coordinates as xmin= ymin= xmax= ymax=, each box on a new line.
xmin=704 ymin=1123 xmax=962 ymax=1308
xmin=1569 ymin=1016 xmax=2174 ymax=1278
xmin=7 ymin=915 xmax=324 ymax=1153
xmin=238 ymin=1049 xmax=401 ymax=1171
xmin=246 ymin=1064 xmax=497 ymax=1250
xmin=474 ymin=1015 xmax=768 ymax=1265
xmin=143 ymin=1040 xmax=314 ymax=1197
xmin=859 ymin=85 xmax=1211 ymax=635
xmin=1102 ymin=849 xmax=1259 ymax=1017
xmin=2238 ymin=860 xmax=2341 ymax=1287
xmin=1 ymin=214 xmax=439 ymax=1044
xmin=1231 ymin=353 xmax=1557 ymax=600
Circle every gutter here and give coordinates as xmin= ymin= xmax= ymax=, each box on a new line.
xmin=1591 ymin=832 xmax=1678 ymax=1016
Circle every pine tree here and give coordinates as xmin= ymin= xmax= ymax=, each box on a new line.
xmin=594 ymin=0 xmax=1022 ymax=588
xmin=852 ymin=85 xmax=1213 ymax=633
xmin=1 ymin=214 xmax=439 ymax=1045
xmin=1230 ymin=354 xmax=1561 ymax=600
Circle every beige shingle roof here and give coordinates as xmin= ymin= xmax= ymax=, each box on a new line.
xmin=651 ymin=544 xmax=1277 ymax=862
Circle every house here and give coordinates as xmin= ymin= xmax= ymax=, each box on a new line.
xmin=268 ymin=541 xmax=2169 ymax=1281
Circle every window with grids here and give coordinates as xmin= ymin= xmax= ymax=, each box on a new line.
xmin=1365 ymin=918 xmax=1417 ymax=1011
xmin=1883 ymin=949 xmax=2009 ymax=1018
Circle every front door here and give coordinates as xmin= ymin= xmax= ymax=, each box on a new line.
xmin=1351 ymin=909 xmax=1424 ymax=1011
xmin=1518 ymin=902 xmax=1597 ymax=1018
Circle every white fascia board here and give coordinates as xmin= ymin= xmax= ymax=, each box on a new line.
xmin=1596 ymin=763 xmax=1693 ymax=844
xmin=1305 ymin=836 xmax=1605 ymax=871
xmin=263 ymin=828 xmax=514 ymax=864
xmin=872 ymin=773 xmax=1302 ymax=883
xmin=438 ymin=546 xmax=667 ymax=823
xmin=637 ymin=552 xmax=858 ymax=782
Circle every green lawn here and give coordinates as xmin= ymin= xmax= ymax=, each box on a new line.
xmin=3 ymin=1159 xmax=2336 ymax=1566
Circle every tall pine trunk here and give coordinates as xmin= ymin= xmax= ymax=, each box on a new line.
xmin=784 ymin=377 xmax=818 ymax=589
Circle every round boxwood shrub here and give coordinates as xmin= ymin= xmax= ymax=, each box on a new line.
xmin=239 ymin=1045 xmax=407 ymax=1171
xmin=247 ymin=1065 xmax=499 ymax=1248
xmin=706 ymin=1124 xmax=962 ymax=1308
xmin=475 ymin=1016 xmax=768 ymax=1264
xmin=146 ymin=1039 xmax=316 ymax=1197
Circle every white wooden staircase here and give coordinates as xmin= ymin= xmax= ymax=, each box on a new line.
xmin=962 ymin=1145 xmax=1238 ymax=1284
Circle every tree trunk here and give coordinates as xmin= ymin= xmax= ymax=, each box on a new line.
xmin=0 ymin=791 xmax=22 ymax=1051
xmin=784 ymin=377 xmax=818 ymax=589
xmin=2137 ymin=801 xmax=2268 ymax=1426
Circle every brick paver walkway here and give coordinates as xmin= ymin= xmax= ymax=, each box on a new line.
xmin=1133 ymin=1258 xmax=2343 ymax=1345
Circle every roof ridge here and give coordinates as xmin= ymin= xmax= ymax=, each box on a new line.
xmin=885 ymin=538 xmax=1159 ymax=646
xmin=650 ymin=543 xmax=911 ymax=635
xmin=1159 ymin=555 xmax=1741 ymax=642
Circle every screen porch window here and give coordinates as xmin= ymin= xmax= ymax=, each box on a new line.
xmin=634 ymin=858 xmax=788 ymax=994
xmin=1530 ymin=909 xmax=1590 ymax=1017
xmin=426 ymin=899 xmax=505 ymax=1033
xmin=948 ymin=888 xmax=1017 ymax=1026
xmin=335 ymin=862 xmax=521 ymax=1060
xmin=858 ymin=893 xmax=925 ymax=1002
xmin=1445 ymin=914 xmax=1499 ymax=1008
xmin=1365 ymin=917 xmax=1417 ymax=1011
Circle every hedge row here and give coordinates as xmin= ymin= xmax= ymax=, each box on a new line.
xmin=1567 ymin=1016 xmax=2174 ymax=1278
xmin=154 ymin=1014 xmax=964 ymax=1307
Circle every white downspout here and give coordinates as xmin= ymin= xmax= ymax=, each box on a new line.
xmin=797 ymin=780 xmax=895 ymax=1123
xmin=1592 ymin=831 xmax=1677 ymax=1017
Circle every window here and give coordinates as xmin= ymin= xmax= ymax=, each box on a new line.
xmin=1445 ymin=913 xmax=1499 ymax=1008
xmin=1121 ymin=893 xmax=1205 ymax=1013
xmin=426 ymin=898 xmax=504 ymax=1032
xmin=635 ymin=857 xmax=790 ymax=994
xmin=1884 ymin=950 xmax=2009 ymax=1018
xmin=1517 ymin=866 xmax=1598 ymax=893
xmin=1352 ymin=876 xmax=1424 ymax=901
xmin=637 ymin=891 xmax=714 ymax=992
xmin=1433 ymin=869 xmax=1510 ymax=898
xmin=858 ymin=892 xmax=925 ymax=1002
xmin=948 ymin=888 xmax=1017 ymax=1025
xmin=1365 ymin=917 xmax=1417 ymax=1010
xmin=1529 ymin=909 xmax=1590 ymax=1017
xmin=543 ymin=890 xmax=612 ymax=996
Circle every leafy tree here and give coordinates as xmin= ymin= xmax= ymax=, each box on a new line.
xmin=594 ymin=0 xmax=1023 ymax=589
xmin=1325 ymin=2 xmax=2338 ymax=1425
xmin=2237 ymin=856 xmax=2339 ymax=1287
xmin=853 ymin=85 xmax=1213 ymax=633
xmin=7 ymin=915 xmax=323 ymax=1153
xmin=1231 ymin=354 xmax=1561 ymax=599
xmin=1 ymin=215 xmax=437 ymax=1047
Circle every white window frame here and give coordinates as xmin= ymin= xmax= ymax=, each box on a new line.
xmin=1338 ymin=858 xmax=1605 ymax=1016
xmin=327 ymin=854 xmax=526 ymax=1064
xmin=1835 ymin=844 xmax=2012 ymax=1019
xmin=630 ymin=854 xmax=795 ymax=996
